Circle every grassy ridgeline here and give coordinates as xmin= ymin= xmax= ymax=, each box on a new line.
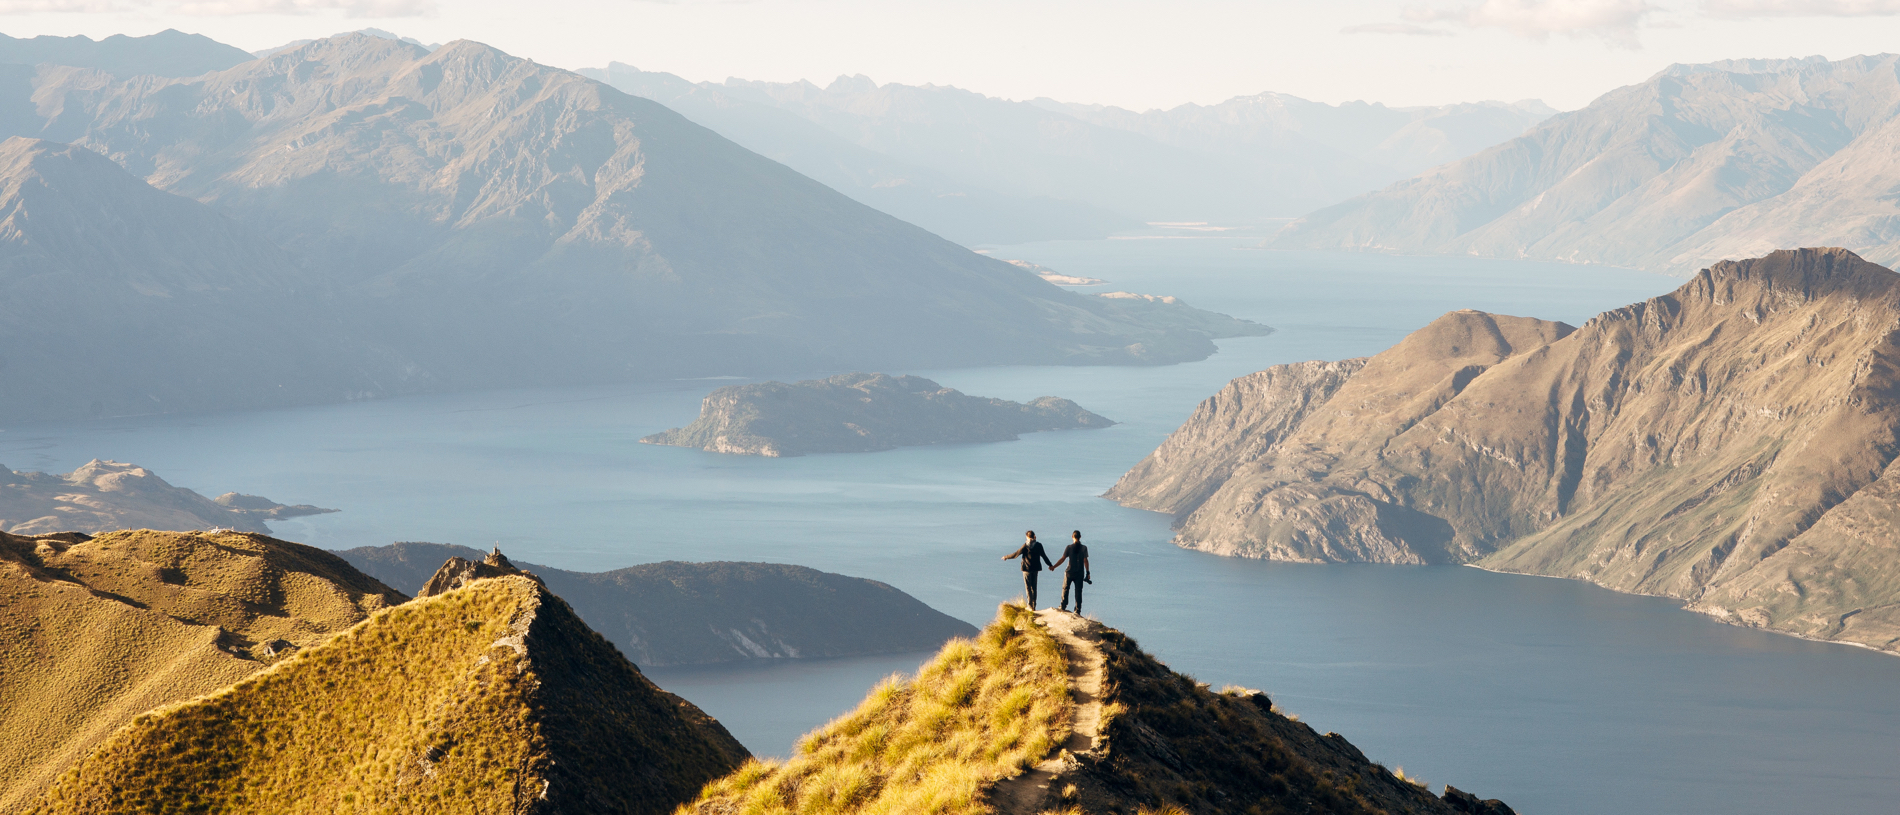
xmin=30 ymin=575 xmax=748 ymax=815
xmin=0 ymin=530 xmax=404 ymax=812
xmin=684 ymin=603 xmax=1071 ymax=815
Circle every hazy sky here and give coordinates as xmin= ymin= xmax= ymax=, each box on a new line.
xmin=5 ymin=0 xmax=1900 ymax=110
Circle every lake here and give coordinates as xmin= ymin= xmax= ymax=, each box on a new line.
xmin=5 ymin=240 xmax=1897 ymax=814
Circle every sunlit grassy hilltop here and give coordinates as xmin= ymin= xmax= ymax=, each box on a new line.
xmin=0 ymin=529 xmax=404 ymax=812
xmin=31 ymin=574 xmax=749 ymax=815
xmin=686 ymin=606 xmax=1507 ymax=815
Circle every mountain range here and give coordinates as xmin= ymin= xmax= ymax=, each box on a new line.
xmin=1277 ymin=55 xmax=1900 ymax=275
xmin=581 ymin=63 xmax=1551 ymax=242
xmin=1111 ymin=248 xmax=1900 ymax=655
xmin=0 ymin=33 xmax=1263 ymax=423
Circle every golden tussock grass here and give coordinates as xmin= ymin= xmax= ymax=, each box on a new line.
xmin=0 ymin=530 xmax=403 ymax=812
xmin=683 ymin=603 xmax=1071 ymax=815
xmin=30 ymin=576 xmax=547 ymax=815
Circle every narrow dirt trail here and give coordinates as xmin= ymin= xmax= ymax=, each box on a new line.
xmin=993 ymin=608 xmax=1105 ymax=815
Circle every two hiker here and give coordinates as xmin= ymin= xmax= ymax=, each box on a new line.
xmin=1001 ymin=530 xmax=1090 ymax=614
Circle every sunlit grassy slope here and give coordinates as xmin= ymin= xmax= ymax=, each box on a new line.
xmin=682 ymin=603 xmax=1071 ymax=815
xmin=0 ymin=529 xmax=404 ymax=812
xmin=30 ymin=574 xmax=749 ymax=815
xmin=685 ymin=607 xmax=1490 ymax=815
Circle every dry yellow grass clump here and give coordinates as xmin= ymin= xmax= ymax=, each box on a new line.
xmin=29 ymin=573 xmax=747 ymax=815
xmin=682 ymin=603 xmax=1071 ymax=815
xmin=0 ymin=529 xmax=404 ymax=811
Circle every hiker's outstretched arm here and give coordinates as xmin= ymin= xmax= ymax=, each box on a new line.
xmin=1051 ymin=554 xmax=1068 ymax=569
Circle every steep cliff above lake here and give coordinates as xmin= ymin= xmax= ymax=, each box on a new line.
xmin=1111 ymin=248 xmax=1900 ymax=655
xmin=643 ymin=372 xmax=1115 ymax=457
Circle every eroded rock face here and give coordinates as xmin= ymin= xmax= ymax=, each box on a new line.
xmin=1113 ymin=248 xmax=1900 ymax=653
xmin=642 ymin=372 xmax=1115 ymax=457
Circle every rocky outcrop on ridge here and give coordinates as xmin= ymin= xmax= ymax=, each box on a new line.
xmin=0 ymin=459 xmax=334 ymax=536
xmin=342 ymin=541 xmax=978 ymax=667
xmin=642 ymin=372 xmax=1115 ymax=457
xmin=1111 ymin=248 xmax=1900 ymax=654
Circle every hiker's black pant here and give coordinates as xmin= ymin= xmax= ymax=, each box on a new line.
xmin=1062 ymin=572 xmax=1084 ymax=611
xmin=1023 ymin=570 xmax=1039 ymax=608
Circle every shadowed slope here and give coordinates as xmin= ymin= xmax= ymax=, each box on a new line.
xmin=31 ymin=575 xmax=747 ymax=815
xmin=0 ymin=136 xmax=423 ymax=422
xmin=340 ymin=542 xmax=977 ymax=667
xmin=1113 ymin=248 xmax=1900 ymax=653
xmin=0 ymin=530 xmax=403 ymax=812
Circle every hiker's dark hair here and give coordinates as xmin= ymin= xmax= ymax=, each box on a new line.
xmin=1025 ymin=530 xmax=1036 ymax=539
xmin=1073 ymin=530 xmax=1081 ymax=538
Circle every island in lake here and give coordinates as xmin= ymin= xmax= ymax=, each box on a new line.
xmin=642 ymin=372 xmax=1114 ymax=456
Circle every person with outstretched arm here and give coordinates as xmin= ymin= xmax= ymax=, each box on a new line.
xmin=1050 ymin=529 xmax=1091 ymax=614
xmin=1003 ymin=530 xmax=1056 ymax=609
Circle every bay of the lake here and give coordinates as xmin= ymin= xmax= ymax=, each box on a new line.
xmin=6 ymin=241 xmax=1898 ymax=814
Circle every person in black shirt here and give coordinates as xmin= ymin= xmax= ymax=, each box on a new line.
xmin=1050 ymin=529 xmax=1090 ymax=614
xmin=1002 ymin=530 xmax=1055 ymax=609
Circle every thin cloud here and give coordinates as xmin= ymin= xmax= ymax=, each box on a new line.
xmin=0 ymin=0 xmax=433 ymax=14
xmin=1340 ymin=22 xmax=1457 ymax=35
xmin=1704 ymin=0 xmax=1900 ymax=15
xmin=172 ymin=0 xmax=433 ymax=15
xmin=0 ymin=0 xmax=123 ymax=10
xmin=1405 ymin=0 xmax=1661 ymax=47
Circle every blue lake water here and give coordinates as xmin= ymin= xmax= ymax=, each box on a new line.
xmin=5 ymin=241 xmax=1898 ymax=814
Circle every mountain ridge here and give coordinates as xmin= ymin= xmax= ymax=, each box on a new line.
xmin=1274 ymin=54 xmax=1900 ymax=274
xmin=1111 ymin=248 xmax=1900 ymax=654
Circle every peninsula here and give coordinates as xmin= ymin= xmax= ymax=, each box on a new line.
xmin=642 ymin=372 xmax=1114 ymax=457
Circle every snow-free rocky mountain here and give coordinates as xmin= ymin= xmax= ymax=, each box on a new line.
xmin=0 ymin=33 xmax=1263 ymax=423
xmin=583 ymin=63 xmax=1552 ymax=242
xmin=1112 ymin=248 xmax=1900 ymax=655
xmin=1278 ymin=55 xmax=1900 ymax=274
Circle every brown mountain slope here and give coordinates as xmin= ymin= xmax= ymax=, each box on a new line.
xmin=31 ymin=574 xmax=747 ymax=815
xmin=0 ymin=529 xmax=403 ymax=812
xmin=1110 ymin=248 xmax=1900 ymax=653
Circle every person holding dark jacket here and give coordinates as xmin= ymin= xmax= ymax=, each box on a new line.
xmin=1003 ymin=530 xmax=1055 ymax=609
xmin=1050 ymin=529 xmax=1090 ymax=614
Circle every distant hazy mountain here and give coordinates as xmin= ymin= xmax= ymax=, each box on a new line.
xmin=0 ymin=137 xmax=422 ymax=422
xmin=1034 ymin=93 xmax=1555 ymax=187
xmin=0 ymin=29 xmax=250 ymax=78
xmin=583 ymin=64 xmax=1552 ymax=236
xmin=579 ymin=63 xmax=1137 ymax=245
xmin=1276 ymin=55 xmax=1900 ymax=274
xmin=0 ymin=35 xmax=1256 ymax=422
